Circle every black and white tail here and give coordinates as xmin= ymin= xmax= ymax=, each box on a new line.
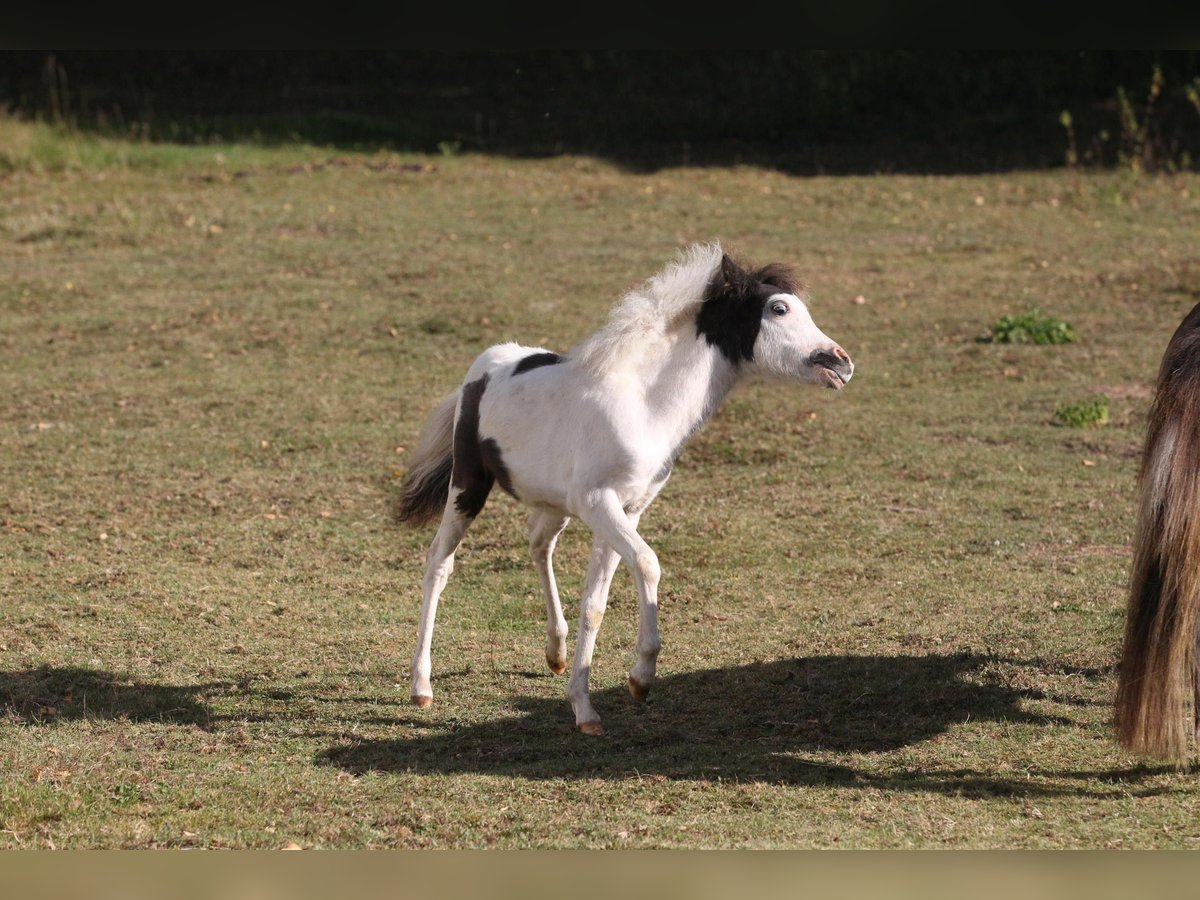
xmin=396 ymin=391 xmax=459 ymax=525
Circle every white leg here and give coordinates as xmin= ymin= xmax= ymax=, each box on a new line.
xmin=575 ymin=491 xmax=661 ymax=707
xmin=410 ymin=499 xmax=473 ymax=707
xmin=528 ymin=510 xmax=571 ymax=674
xmin=567 ymin=535 xmax=624 ymax=734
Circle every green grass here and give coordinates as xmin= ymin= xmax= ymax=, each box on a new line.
xmin=989 ymin=307 xmax=1079 ymax=345
xmin=0 ymin=115 xmax=332 ymax=173
xmin=1054 ymin=396 xmax=1112 ymax=428
xmin=2 ymin=118 xmax=1200 ymax=847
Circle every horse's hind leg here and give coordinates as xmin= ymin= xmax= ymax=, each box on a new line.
xmin=528 ymin=510 xmax=571 ymax=674
xmin=410 ymin=497 xmax=476 ymax=708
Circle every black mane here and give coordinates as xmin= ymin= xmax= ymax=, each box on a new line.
xmin=695 ymin=255 xmax=802 ymax=365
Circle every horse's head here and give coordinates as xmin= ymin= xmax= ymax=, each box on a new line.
xmin=699 ymin=253 xmax=854 ymax=389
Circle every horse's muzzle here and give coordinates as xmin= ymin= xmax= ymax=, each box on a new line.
xmin=810 ymin=347 xmax=853 ymax=389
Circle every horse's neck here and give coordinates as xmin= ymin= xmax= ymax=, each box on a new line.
xmin=637 ymin=334 xmax=739 ymax=452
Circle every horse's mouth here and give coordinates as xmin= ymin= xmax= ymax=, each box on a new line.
xmin=816 ymin=365 xmax=850 ymax=389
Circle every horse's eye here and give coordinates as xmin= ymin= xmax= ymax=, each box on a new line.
xmin=771 ymin=302 xmax=789 ymax=317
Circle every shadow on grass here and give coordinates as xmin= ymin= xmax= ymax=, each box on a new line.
xmin=0 ymin=665 xmax=215 ymax=727
xmin=7 ymin=52 xmax=1199 ymax=176
xmin=1 ymin=661 xmax=1177 ymax=799
xmin=317 ymin=653 xmax=1178 ymax=798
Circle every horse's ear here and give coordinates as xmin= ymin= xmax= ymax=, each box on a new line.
xmin=720 ymin=253 xmax=747 ymax=287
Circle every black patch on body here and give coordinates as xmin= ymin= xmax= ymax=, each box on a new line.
xmin=512 ymin=351 xmax=562 ymax=375
xmin=451 ymin=376 xmax=496 ymax=518
xmin=451 ymin=374 xmax=518 ymax=518
xmin=696 ymin=255 xmax=802 ymax=366
xmin=480 ymin=438 xmax=516 ymax=498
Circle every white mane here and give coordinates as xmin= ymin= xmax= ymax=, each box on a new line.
xmin=570 ymin=242 xmax=724 ymax=376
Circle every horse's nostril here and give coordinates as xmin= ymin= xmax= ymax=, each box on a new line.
xmin=811 ymin=348 xmax=851 ymax=370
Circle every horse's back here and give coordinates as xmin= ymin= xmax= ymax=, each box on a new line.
xmin=463 ymin=342 xmax=549 ymax=384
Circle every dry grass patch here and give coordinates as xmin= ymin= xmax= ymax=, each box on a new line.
xmin=2 ymin=123 xmax=1200 ymax=846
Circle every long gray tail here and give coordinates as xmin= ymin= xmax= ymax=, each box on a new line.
xmin=396 ymin=390 xmax=459 ymax=525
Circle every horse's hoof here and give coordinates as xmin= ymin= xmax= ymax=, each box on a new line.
xmin=546 ymin=654 xmax=568 ymax=675
xmin=577 ymin=719 xmax=604 ymax=736
xmin=627 ymin=676 xmax=650 ymax=702
xmin=411 ymin=694 xmax=433 ymax=708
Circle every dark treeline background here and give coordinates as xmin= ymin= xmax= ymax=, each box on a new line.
xmin=3 ymin=51 xmax=1199 ymax=174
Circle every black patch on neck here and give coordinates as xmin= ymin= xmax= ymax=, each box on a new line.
xmin=696 ymin=257 xmax=801 ymax=366
xmin=512 ymin=351 xmax=562 ymax=376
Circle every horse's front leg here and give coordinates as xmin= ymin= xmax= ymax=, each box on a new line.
xmin=567 ymin=535 xmax=623 ymax=734
xmin=577 ymin=491 xmax=661 ymax=708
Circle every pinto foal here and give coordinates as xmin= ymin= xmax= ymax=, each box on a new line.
xmin=398 ymin=244 xmax=853 ymax=734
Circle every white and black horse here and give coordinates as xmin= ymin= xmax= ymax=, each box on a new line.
xmin=398 ymin=243 xmax=854 ymax=734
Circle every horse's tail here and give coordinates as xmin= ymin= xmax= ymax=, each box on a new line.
xmin=396 ymin=390 xmax=459 ymax=526
xmin=1116 ymin=302 xmax=1200 ymax=762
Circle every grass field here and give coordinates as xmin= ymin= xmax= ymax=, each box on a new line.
xmin=2 ymin=117 xmax=1199 ymax=848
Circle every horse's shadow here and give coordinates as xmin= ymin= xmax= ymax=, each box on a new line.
xmin=0 ymin=665 xmax=215 ymax=727
xmin=317 ymin=653 xmax=1169 ymax=796
xmin=1 ymin=659 xmax=1175 ymax=799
